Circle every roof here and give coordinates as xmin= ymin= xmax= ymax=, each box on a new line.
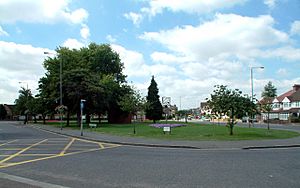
xmin=259 ymin=97 xmax=274 ymax=105
xmin=275 ymin=88 xmax=300 ymax=102
xmin=276 ymin=89 xmax=294 ymax=102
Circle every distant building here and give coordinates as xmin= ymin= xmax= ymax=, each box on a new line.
xmin=200 ymin=102 xmax=211 ymax=116
xmin=261 ymin=84 xmax=300 ymax=122
xmin=1 ymin=104 xmax=16 ymax=120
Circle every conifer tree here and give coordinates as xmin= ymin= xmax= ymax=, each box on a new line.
xmin=146 ymin=76 xmax=163 ymax=123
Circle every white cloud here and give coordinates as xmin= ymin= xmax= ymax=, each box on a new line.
xmin=106 ymin=35 xmax=117 ymax=43
xmin=136 ymin=13 xmax=300 ymax=108
xmin=0 ymin=26 xmax=9 ymax=36
xmin=111 ymin=44 xmax=178 ymax=79
xmin=141 ymin=0 xmax=246 ymax=16
xmin=181 ymin=58 xmax=244 ymax=80
xmin=80 ymin=24 xmax=90 ymax=40
xmin=0 ymin=41 xmax=48 ymax=104
xmin=111 ymin=44 xmax=150 ymax=77
xmin=264 ymin=0 xmax=277 ymax=9
xmin=257 ymin=46 xmax=300 ymax=61
xmin=62 ymin=38 xmax=85 ymax=50
xmin=0 ymin=0 xmax=88 ymax=24
xmin=140 ymin=14 xmax=289 ymax=60
xmin=290 ymin=20 xmax=300 ymax=35
xmin=277 ymin=68 xmax=288 ymax=76
xmin=124 ymin=12 xmax=143 ymax=26
xmin=150 ymin=52 xmax=192 ymax=64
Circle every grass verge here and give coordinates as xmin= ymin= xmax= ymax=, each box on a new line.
xmin=42 ymin=121 xmax=300 ymax=141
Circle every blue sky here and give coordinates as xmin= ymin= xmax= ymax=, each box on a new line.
xmin=0 ymin=0 xmax=300 ymax=109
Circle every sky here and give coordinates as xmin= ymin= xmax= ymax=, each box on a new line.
xmin=0 ymin=0 xmax=300 ymax=109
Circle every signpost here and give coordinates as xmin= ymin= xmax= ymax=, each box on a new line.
xmin=163 ymin=126 xmax=171 ymax=134
xmin=162 ymin=97 xmax=171 ymax=122
xmin=80 ymin=99 xmax=86 ymax=136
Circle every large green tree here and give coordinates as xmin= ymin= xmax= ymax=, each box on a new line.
xmin=145 ymin=76 xmax=163 ymax=123
xmin=40 ymin=43 xmax=130 ymax=125
xmin=15 ymin=87 xmax=33 ymax=124
xmin=207 ymin=85 xmax=257 ymax=135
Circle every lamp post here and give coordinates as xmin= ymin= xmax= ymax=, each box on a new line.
xmin=250 ymin=66 xmax=264 ymax=102
xmin=80 ymin=99 xmax=86 ymax=136
xmin=44 ymin=51 xmax=63 ymax=130
xmin=250 ymin=66 xmax=264 ymax=123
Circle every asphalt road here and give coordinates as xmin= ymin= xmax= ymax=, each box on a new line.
xmin=1 ymin=121 xmax=300 ymax=188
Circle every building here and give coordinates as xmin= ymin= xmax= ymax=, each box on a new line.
xmin=0 ymin=104 xmax=16 ymax=120
xmin=262 ymin=84 xmax=300 ymax=122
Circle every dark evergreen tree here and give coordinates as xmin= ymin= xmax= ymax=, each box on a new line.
xmin=261 ymin=81 xmax=277 ymax=98
xmin=146 ymin=76 xmax=163 ymax=123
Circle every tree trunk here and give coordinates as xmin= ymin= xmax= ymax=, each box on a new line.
xmin=77 ymin=111 xmax=81 ymax=127
xmin=98 ymin=113 xmax=101 ymax=124
xmin=66 ymin=110 xmax=70 ymax=127
xmin=267 ymin=111 xmax=270 ymax=130
xmin=86 ymin=113 xmax=90 ymax=124
xmin=34 ymin=115 xmax=37 ymax=123
xmin=43 ymin=115 xmax=46 ymax=124
xmin=230 ymin=107 xmax=234 ymax=135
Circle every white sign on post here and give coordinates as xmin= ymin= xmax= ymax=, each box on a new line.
xmin=163 ymin=127 xmax=170 ymax=133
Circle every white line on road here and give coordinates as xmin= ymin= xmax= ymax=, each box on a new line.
xmin=0 ymin=172 xmax=70 ymax=188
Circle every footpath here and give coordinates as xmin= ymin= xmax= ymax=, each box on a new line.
xmin=29 ymin=122 xmax=300 ymax=150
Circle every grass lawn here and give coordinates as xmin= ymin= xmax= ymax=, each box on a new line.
xmin=43 ymin=121 xmax=300 ymax=141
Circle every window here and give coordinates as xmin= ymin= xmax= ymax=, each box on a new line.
xmin=283 ymin=102 xmax=291 ymax=108
xmin=280 ymin=113 xmax=289 ymax=120
xmin=273 ymin=103 xmax=280 ymax=108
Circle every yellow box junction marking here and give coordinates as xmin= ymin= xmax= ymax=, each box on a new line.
xmin=0 ymin=140 xmax=18 ymax=146
xmin=0 ymin=138 xmax=120 ymax=169
xmin=0 ymin=139 xmax=48 ymax=164
xmin=60 ymin=138 xmax=75 ymax=155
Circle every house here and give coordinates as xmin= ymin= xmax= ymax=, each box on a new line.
xmin=0 ymin=104 xmax=16 ymax=120
xmin=262 ymin=84 xmax=300 ymax=122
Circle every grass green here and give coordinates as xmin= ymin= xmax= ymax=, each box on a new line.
xmin=42 ymin=121 xmax=300 ymax=141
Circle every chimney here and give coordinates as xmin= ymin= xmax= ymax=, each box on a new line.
xmin=293 ymin=84 xmax=300 ymax=91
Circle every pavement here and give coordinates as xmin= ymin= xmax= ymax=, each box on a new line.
xmin=16 ymin=121 xmax=300 ymax=150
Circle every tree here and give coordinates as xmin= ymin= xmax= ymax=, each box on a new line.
xmin=261 ymin=81 xmax=277 ymax=130
xmin=207 ymin=85 xmax=257 ymax=135
xmin=177 ymin=109 xmax=190 ymax=123
xmin=261 ymin=81 xmax=277 ymax=98
xmin=118 ymin=87 xmax=146 ymax=116
xmin=145 ymin=76 xmax=163 ymax=123
xmin=39 ymin=43 xmax=130 ymax=125
xmin=0 ymin=104 xmax=7 ymax=120
xmin=15 ymin=87 xmax=33 ymax=124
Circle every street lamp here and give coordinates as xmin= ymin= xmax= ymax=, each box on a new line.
xmin=250 ymin=66 xmax=264 ymax=124
xmin=250 ymin=66 xmax=264 ymax=102
xmin=80 ymin=99 xmax=86 ymax=136
xmin=44 ymin=51 xmax=63 ymax=130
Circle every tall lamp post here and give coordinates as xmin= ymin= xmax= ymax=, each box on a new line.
xmin=250 ymin=66 xmax=264 ymax=102
xmin=44 ymin=51 xmax=63 ymax=130
xmin=250 ymin=66 xmax=264 ymax=123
